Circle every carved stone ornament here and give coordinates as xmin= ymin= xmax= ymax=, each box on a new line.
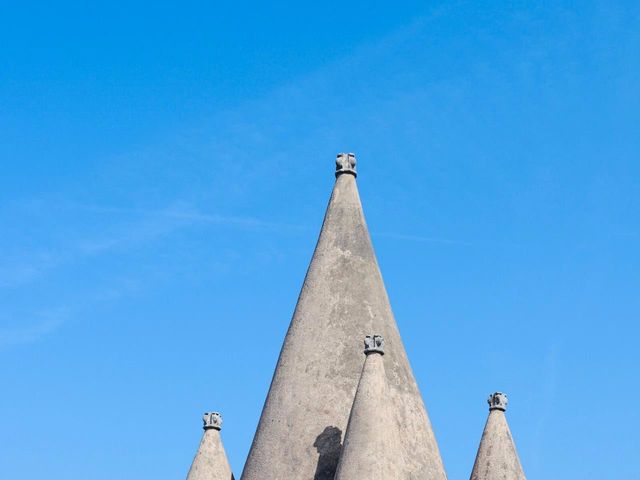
xmin=203 ymin=411 xmax=223 ymax=430
xmin=335 ymin=153 xmax=357 ymax=177
xmin=487 ymin=392 xmax=508 ymax=412
xmin=364 ymin=334 xmax=384 ymax=355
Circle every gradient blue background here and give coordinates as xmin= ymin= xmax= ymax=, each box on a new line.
xmin=1 ymin=1 xmax=638 ymax=478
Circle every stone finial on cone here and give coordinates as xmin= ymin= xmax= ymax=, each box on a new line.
xmin=335 ymin=153 xmax=357 ymax=177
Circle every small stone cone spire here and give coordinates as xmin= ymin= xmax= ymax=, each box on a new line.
xmin=469 ymin=393 xmax=526 ymax=480
xmin=334 ymin=335 xmax=405 ymax=480
xmin=186 ymin=412 xmax=234 ymax=480
xmin=241 ymin=154 xmax=446 ymax=480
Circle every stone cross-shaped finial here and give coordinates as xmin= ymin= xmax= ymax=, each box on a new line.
xmin=202 ymin=411 xmax=223 ymax=430
xmin=335 ymin=153 xmax=357 ymax=178
xmin=364 ymin=334 xmax=384 ymax=355
xmin=487 ymin=392 xmax=508 ymax=412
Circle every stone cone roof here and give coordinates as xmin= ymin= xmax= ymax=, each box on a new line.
xmin=469 ymin=393 xmax=526 ymax=480
xmin=241 ymin=154 xmax=446 ymax=480
xmin=187 ymin=412 xmax=234 ymax=480
xmin=334 ymin=335 xmax=405 ymax=480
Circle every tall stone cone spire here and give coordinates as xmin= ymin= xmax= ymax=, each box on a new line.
xmin=241 ymin=154 xmax=446 ymax=480
xmin=334 ymin=335 xmax=405 ymax=480
xmin=186 ymin=412 xmax=234 ymax=480
xmin=469 ymin=393 xmax=526 ymax=480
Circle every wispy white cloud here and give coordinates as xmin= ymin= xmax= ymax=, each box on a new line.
xmin=0 ymin=264 xmax=49 ymax=288
xmin=0 ymin=250 xmax=61 ymax=288
xmin=0 ymin=307 xmax=69 ymax=346
xmin=78 ymin=203 xmax=310 ymax=233
xmin=372 ymin=231 xmax=473 ymax=246
xmin=0 ymin=276 xmax=142 ymax=348
xmin=0 ymin=201 xmax=311 ymax=289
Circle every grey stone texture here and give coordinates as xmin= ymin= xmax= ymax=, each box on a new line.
xmin=186 ymin=413 xmax=234 ymax=480
xmin=241 ymin=156 xmax=446 ymax=480
xmin=470 ymin=393 xmax=526 ymax=480
xmin=334 ymin=336 xmax=405 ymax=480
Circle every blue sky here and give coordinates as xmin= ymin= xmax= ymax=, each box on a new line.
xmin=1 ymin=1 xmax=639 ymax=478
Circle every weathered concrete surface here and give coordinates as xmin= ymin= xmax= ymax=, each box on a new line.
xmin=186 ymin=413 xmax=234 ymax=480
xmin=334 ymin=338 xmax=405 ymax=480
xmin=470 ymin=393 xmax=526 ymax=480
xmin=241 ymin=156 xmax=446 ymax=480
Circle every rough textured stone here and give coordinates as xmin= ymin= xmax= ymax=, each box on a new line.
xmin=241 ymin=155 xmax=447 ymax=480
xmin=469 ymin=393 xmax=526 ymax=480
xmin=186 ymin=413 xmax=234 ymax=480
xmin=334 ymin=335 xmax=405 ymax=479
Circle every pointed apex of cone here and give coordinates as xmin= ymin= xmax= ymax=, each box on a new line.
xmin=187 ymin=412 xmax=234 ymax=480
xmin=470 ymin=393 xmax=526 ymax=480
xmin=335 ymin=336 xmax=404 ymax=480
xmin=335 ymin=152 xmax=357 ymax=177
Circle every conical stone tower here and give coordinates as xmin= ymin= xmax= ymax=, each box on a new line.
xmin=334 ymin=335 xmax=405 ymax=480
xmin=186 ymin=412 xmax=234 ymax=480
xmin=241 ymin=154 xmax=446 ymax=480
xmin=469 ymin=393 xmax=526 ymax=480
